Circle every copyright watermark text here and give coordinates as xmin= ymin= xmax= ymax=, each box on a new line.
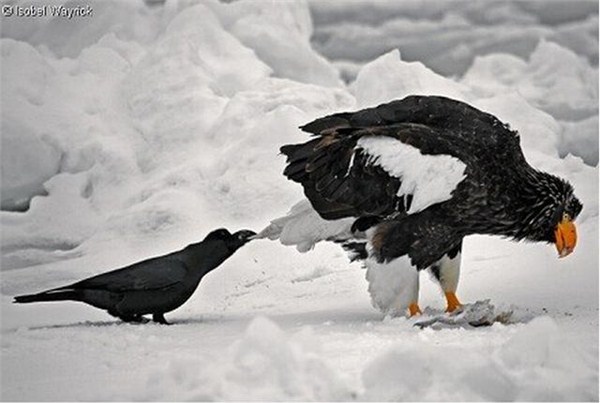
xmin=2 ymin=4 xmax=93 ymax=19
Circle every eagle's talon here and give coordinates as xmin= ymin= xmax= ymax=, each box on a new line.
xmin=445 ymin=291 xmax=462 ymax=313
xmin=409 ymin=302 xmax=422 ymax=317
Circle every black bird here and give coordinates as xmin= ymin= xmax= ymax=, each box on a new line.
xmin=13 ymin=228 xmax=256 ymax=324
xmin=259 ymin=95 xmax=582 ymax=317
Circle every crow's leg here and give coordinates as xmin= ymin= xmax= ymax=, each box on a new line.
xmin=152 ymin=313 xmax=170 ymax=325
xmin=119 ymin=313 xmax=149 ymax=324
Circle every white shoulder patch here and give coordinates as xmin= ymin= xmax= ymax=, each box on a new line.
xmin=355 ymin=136 xmax=466 ymax=214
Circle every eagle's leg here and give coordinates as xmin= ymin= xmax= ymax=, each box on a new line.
xmin=390 ymin=265 xmax=421 ymax=317
xmin=429 ymin=244 xmax=462 ymax=313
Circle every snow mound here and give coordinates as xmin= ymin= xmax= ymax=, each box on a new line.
xmin=362 ymin=316 xmax=597 ymax=401
xmin=142 ymin=316 xmax=351 ymax=401
xmin=464 ymin=40 xmax=598 ymax=121
xmin=208 ymin=0 xmax=341 ymax=87
xmin=352 ymin=49 xmax=470 ymax=107
xmin=558 ymin=116 xmax=599 ymax=166
xmin=0 ymin=1 xmax=354 ymax=272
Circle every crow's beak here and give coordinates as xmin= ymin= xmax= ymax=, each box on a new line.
xmin=236 ymin=230 xmax=257 ymax=242
xmin=555 ymin=214 xmax=577 ymax=258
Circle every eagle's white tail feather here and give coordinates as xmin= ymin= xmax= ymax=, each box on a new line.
xmin=256 ymin=200 xmax=355 ymax=252
xmin=366 ymin=255 xmax=419 ymax=317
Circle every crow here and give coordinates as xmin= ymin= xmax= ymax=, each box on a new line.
xmin=13 ymin=228 xmax=256 ymax=324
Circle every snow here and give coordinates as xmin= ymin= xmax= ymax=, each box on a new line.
xmin=1 ymin=0 xmax=598 ymax=401
xmin=357 ymin=136 xmax=466 ymax=214
xmin=141 ymin=316 xmax=351 ymax=401
xmin=362 ymin=316 xmax=596 ymax=401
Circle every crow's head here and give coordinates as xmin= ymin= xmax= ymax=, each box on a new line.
xmin=204 ymin=228 xmax=256 ymax=251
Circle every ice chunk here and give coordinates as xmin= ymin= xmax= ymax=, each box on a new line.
xmin=464 ymin=40 xmax=598 ymax=121
xmin=559 ymin=116 xmax=599 ymax=166
xmin=352 ymin=49 xmax=470 ymax=108
xmin=1 ymin=120 xmax=61 ymax=211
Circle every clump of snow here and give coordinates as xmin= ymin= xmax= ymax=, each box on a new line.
xmin=206 ymin=0 xmax=342 ymax=87
xmin=357 ymin=136 xmax=466 ymax=214
xmin=362 ymin=316 xmax=597 ymax=401
xmin=0 ymin=120 xmax=61 ymax=211
xmin=558 ymin=116 xmax=599 ymax=166
xmin=142 ymin=316 xmax=351 ymax=401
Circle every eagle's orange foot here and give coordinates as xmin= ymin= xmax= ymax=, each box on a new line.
xmin=409 ymin=302 xmax=422 ymax=317
xmin=445 ymin=292 xmax=462 ymax=313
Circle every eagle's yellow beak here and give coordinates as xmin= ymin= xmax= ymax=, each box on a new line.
xmin=555 ymin=214 xmax=577 ymax=258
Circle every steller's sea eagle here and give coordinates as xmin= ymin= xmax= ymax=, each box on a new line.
xmin=257 ymin=95 xmax=582 ymax=317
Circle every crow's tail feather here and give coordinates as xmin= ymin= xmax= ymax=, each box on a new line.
xmin=13 ymin=289 xmax=80 ymax=304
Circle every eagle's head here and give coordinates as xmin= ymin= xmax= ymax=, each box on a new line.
xmin=524 ymin=173 xmax=582 ymax=257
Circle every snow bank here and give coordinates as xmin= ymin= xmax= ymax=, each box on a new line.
xmin=0 ymin=0 xmax=353 ymax=273
xmin=558 ymin=116 xmax=599 ymax=166
xmin=362 ymin=316 xmax=597 ymax=401
xmin=463 ymin=40 xmax=598 ymax=165
xmin=141 ymin=316 xmax=351 ymax=401
xmin=352 ymin=49 xmax=470 ymax=107
xmin=464 ymin=40 xmax=598 ymax=121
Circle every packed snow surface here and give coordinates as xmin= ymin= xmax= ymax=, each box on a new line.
xmin=1 ymin=0 xmax=598 ymax=401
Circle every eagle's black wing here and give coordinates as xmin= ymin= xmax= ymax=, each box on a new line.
xmin=301 ymin=95 xmax=518 ymax=150
xmin=280 ymin=96 xmax=522 ymax=268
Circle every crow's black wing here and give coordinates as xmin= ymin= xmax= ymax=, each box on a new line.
xmin=68 ymin=255 xmax=188 ymax=292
